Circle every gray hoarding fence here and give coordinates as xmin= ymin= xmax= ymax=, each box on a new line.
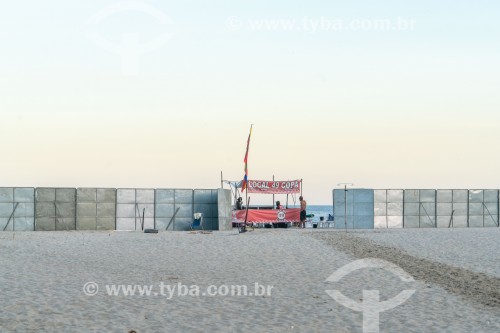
xmin=35 ymin=188 xmax=77 ymax=231
xmin=217 ymin=188 xmax=232 ymax=231
xmin=374 ymin=189 xmax=404 ymax=228
xmin=76 ymin=188 xmax=116 ymax=230
xmin=403 ymin=189 xmax=436 ymax=228
xmin=0 ymin=188 xmax=35 ymax=231
xmin=333 ymin=189 xmax=374 ymax=229
xmin=116 ymin=188 xmax=155 ymax=231
xmin=347 ymin=188 xmax=500 ymax=229
xmin=1 ymin=187 xmax=232 ymax=232
xmin=155 ymin=189 xmax=189 ymax=231
xmin=155 ymin=189 xmax=222 ymax=231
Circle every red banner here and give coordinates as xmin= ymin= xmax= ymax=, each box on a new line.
xmin=247 ymin=180 xmax=301 ymax=194
xmin=232 ymin=209 xmax=300 ymax=223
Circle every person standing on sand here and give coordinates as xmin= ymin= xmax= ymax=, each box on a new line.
xmin=299 ymin=196 xmax=307 ymax=228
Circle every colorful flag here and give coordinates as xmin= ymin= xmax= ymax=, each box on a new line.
xmin=241 ymin=125 xmax=253 ymax=191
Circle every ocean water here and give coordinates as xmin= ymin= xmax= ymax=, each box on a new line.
xmin=289 ymin=205 xmax=334 ymax=222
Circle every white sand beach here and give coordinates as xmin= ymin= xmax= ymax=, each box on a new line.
xmin=0 ymin=228 xmax=499 ymax=332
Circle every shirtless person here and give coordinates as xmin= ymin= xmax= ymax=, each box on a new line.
xmin=299 ymin=196 xmax=307 ymax=228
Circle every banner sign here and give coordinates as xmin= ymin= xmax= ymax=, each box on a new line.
xmin=232 ymin=208 xmax=300 ymax=223
xmin=247 ymin=180 xmax=301 ymax=194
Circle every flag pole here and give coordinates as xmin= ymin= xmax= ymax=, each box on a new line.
xmin=245 ymin=185 xmax=248 ymax=210
xmin=242 ymin=124 xmax=253 ymax=212
xmin=272 ymin=175 xmax=275 ymax=208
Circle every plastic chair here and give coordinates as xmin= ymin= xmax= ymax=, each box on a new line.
xmin=319 ymin=221 xmax=334 ymax=228
xmin=191 ymin=213 xmax=204 ymax=230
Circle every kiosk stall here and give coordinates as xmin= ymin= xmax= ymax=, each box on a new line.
xmin=231 ymin=179 xmax=302 ymax=227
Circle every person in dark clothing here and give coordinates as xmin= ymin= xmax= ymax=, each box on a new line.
xmin=236 ymin=197 xmax=243 ymax=210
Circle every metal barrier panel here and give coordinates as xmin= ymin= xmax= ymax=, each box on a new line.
xmin=353 ymin=189 xmax=374 ymax=229
xmin=437 ymin=190 xmax=453 ymax=228
xmin=374 ymin=189 xmax=403 ymax=228
xmin=116 ymin=189 xmax=135 ymax=230
xmin=333 ymin=189 xmax=354 ymax=229
xmin=174 ymin=189 xmax=194 ymax=231
xmin=374 ymin=190 xmax=387 ymax=228
xmin=193 ymin=189 xmax=218 ymax=230
xmin=217 ymin=189 xmax=232 ymax=231
xmin=483 ymin=190 xmax=499 ymax=227
xmin=334 ymin=189 xmax=373 ymax=229
xmin=76 ymin=188 xmax=116 ymax=230
xmin=0 ymin=187 xmax=35 ymax=231
xmin=468 ymin=190 xmax=484 ymax=228
xmin=155 ymin=189 xmax=175 ymax=230
xmin=155 ymin=189 xmax=174 ymax=230
xmin=35 ymin=188 xmax=76 ymax=231
xmin=387 ymin=190 xmax=403 ymax=228
xmin=97 ymin=189 xmax=117 ymax=230
xmin=401 ymin=189 xmax=436 ymax=228
xmin=137 ymin=189 xmax=155 ymax=230
xmin=403 ymin=190 xmax=420 ymax=228
xmin=419 ymin=189 xmax=436 ymax=228
xmin=451 ymin=189 xmax=468 ymax=228
xmin=116 ymin=189 xmax=154 ymax=230
xmin=155 ymin=189 xmax=194 ymax=231
xmin=0 ymin=188 xmax=15 ymax=231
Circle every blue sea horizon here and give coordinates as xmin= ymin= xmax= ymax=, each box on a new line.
xmin=289 ymin=204 xmax=334 ymax=221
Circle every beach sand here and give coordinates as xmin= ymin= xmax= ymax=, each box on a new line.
xmin=0 ymin=228 xmax=499 ymax=332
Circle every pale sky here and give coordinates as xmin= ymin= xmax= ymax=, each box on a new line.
xmin=1 ymin=1 xmax=499 ymax=204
